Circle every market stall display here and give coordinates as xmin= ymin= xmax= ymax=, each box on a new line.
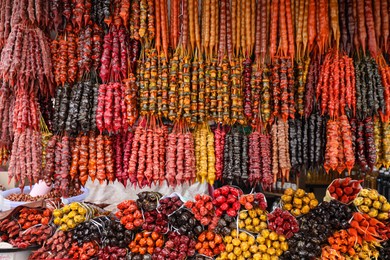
xmin=0 ymin=0 xmax=389 ymax=193
xmin=0 ymin=0 xmax=389 ymax=259
xmin=0 ymin=184 xmax=388 ymax=259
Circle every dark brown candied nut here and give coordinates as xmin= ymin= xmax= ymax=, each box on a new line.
xmin=168 ymin=209 xmax=204 ymax=239
xmin=213 ymin=214 xmax=236 ymax=236
xmin=104 ymin=220 xmax=134 ymax=248
xmin=137 ymin=191 xmax=162 ymax=211
xmin=379 ymin=240 xmax=390 ymax=260
xmin=280 ymin=200 xmax=353 ymax=259
xmin=72 ymin=216 xmax=130 ymax=247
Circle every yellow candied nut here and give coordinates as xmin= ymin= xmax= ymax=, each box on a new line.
xmin=233 ymin=247 xmax=242 ymax=256
xmin=282 ymin=203 xmax=293 ymax=211
xmin=252 ymin=217 xmax=260 ymax=226
xmin=307 ymin=192 xmax=316 ymax=200
xmin=368 ymin=208 xmax=378 ymax=218
xmin=62 ymin=205 xmax=71 ymax=214
xmin=269 ymin=231 xmax=278 ymax=241
xmin=244 ymin=218 xmax=252 ymax=225
xmin=249 ymin=245 xmax=258 ymax=253
xmin=249 ymin=209 xmax=257 ymax=219
xmin=232 ymin=238 xmax=241 ymax=246
xmin=261 ymin=229 xmax=270 ymax=239
xmin=239 ymin=211 xmax=248 ymax=219
xmin=224 ymin=236 xmax=233 ymax=244
xmin=284 ymin=188 xmax=294 ymax=196
xmin=360 ymin=189 xmax=369 ymax=197
xmin=69 ymin=202 xmax=79 ymax=211
xmin=245 ymin=225 xmax=254 ymax=231
xmin=262 ymin=253 xmax=271 ymax=260
xmin=238 ymin=232 xmax=248 ymax=241
xmin=279 ymin=235 xmax=286 ymax=242
xmin=267 ymin=247 xmax=276 ymax=256
xmin=382 ymin=202 xmax=390 ymax=212
xmin=379 ymin=195 xmax=387 ymax=203
xmin=73 ymin=215 xmax=85 ymax=224
xmin=259 ymin=221 xmax=268 ymax=230
xmin=301 ymin=205 xmax=310 ymax=214
xmin=378 ymin=212 xmax=388 ymax=220
xmin=53 ymin=217 xmax=61 ymax=226
xmin=309 ymin=199 xmax=318 ymax=209
xmin=302 ymin=196 xmax=311 ymax=205
xmin=225 ymin=244 xmax=234 ymax=253
xmin=295 ymin=189 xmax=305 ymax=198
xmin=238 ymin=221 xmax=245 ymax=229
xmin=354 ymin=197 xmax=364 ymax=206
xmin=363 ymin=198 xmax=372 ymax=206
xmin=219 ymin=252 xmax=228 ymax=259
xmin=67 ymin=210 xmax=77 ymax=219
xmin=59 ymin=223 xmax=68 ymax=231
xmin=53 ymin=209 xmax=63 ymax=218
xmin=256 ymin=236 xmax=266 ymax=244
xmin=372 ymin=200 xmax=382 ymax=210
xmin=67 ymin=219 xmax=76 ymax=229
xmin=258 ymin=244 xmax=267 ymax=253
xmin=78 ymin=206 xmax=87 ymax=215
xmin=293 ymin=197 xmax=303 ymax=207
xmin=242 ymin=251 xmax=252 ymax=259
xmin=281 ymin=195 xmax=292 ymax=203
xmin=247 ymin=236 xmax=255 ymax=245
xmin=272 ymin=241 xmax=280 ymax=249
xmin=61 ymin=215 xmax=70 ymax=224
xmin=368 ymin=189 xmax=379 ymax=201
xmin=256 ymin=208 xmax=265 ymax=215
xmin=265 ymin=239 xmax=272 ymax=248
xmin=291 ymin=208 xmax=301 ymax=216
xmin=280 ymin=241 xmax=289 ymax=251
xmin=240 ymin=242 xmax=249 ymax=252
xmin=359 ymin=205 xmax=370 ymax=213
